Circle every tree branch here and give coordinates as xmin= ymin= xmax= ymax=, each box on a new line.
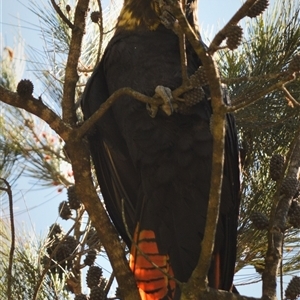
xmin=65 ymin=141 xmax=141 ymax=300
xmin=0 ymin=179 xmax=14 ymax=300
xmin=262 ymin=131 xmax=300 ymax=300
xmin=227 ymin=74 xmax=297 ymax=113
xmin=0 ymin=86 xmax=72 ymax=141
xmin=76 ymin=87 xmax=162 ymax=138
xmin=50 ymin=0 xmax=74 ymax=29
xmin=62 ymin=0 xmax=90 ymax=125
xmin=166 ymin=1 xmax=229 ymax=296
xmin=208 ymin=0 xmax=257 ymax=54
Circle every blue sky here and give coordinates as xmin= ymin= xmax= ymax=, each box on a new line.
xmin=1 ymin=0 xmax=294 ymax=298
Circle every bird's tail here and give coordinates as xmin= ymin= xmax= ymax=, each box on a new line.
xmin=129 ymin=225 xmax=175 ymax=300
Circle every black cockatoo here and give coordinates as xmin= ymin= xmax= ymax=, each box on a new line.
xmin=82 ymin=0 xmax=240 ymax=299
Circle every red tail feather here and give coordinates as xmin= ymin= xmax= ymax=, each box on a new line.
xmin=130 ymin=228 xmax=175 ymax=300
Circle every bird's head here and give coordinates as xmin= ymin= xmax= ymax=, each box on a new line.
xmin=116 ymin=0 xmax=199 ymax=32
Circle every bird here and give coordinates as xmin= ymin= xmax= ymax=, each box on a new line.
xmin=81 ymin=0 xmax=240 ymax=299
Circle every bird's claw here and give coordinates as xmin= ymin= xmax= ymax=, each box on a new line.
xmin=156 ymin=85 xmax=174 ymax=116
xmin=146 ymin=86 xmax=174 ymax=118
xmin=146 ymin=103 xmax=159 ymax=118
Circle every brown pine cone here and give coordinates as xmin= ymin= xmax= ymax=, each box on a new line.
xmin=288 ymin=200 xmax=300 ymax=229
xmin=84 ymin=249 xmax=97 ymax=266
xmin=91 ymin=11 xmax=101 ymax=23
xmin=89 ymin=286 xmax=106 ymax=300
xmin=48 ymin=223 xmax=63 ymax=238
xmin=183 ymin=87 xmax=205 ymax=107
xmin=67 ymin=185 xmax=81 ymax=210
xmin=55 ymin=236 xmax=77 ymax=270
xmin=115 ymin=287 xmax=123 ymax=300
xmin=189 ymin=67 xmax=208 ymax=87
xmin=285 ymin=276 xmax=300 ymax=300
xmin=16 ymin=79 xmax=34 ymax=98
xmin=58 ymin=201 xmax=72 ymax=220
xmin=86 ymin=266 xmax=103 ymax=288
xmin=247 ymin=0 xmax=269 ymax=18
xmin=226 ymin=25 xmax=243 ymax=50
xmin=250 ymin=212 xmax=269 ymax=230
xmin=280 ymin=177 xmax=299 ymax=198
xmin=269 ymin=154 xmax=285 ymax=181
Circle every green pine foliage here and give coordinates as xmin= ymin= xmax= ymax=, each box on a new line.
xmin=218 ymin=0 xmax=300 ymax=276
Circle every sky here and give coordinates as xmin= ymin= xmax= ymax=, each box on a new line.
xmin=0 ymin=0 xmax=297 ymax=298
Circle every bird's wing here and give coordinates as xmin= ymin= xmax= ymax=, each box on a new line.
xmin=81 ymin=59 xmax=140 ymax=246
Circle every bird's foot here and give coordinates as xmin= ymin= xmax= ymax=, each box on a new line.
xmin=146 ymin=86 xmax=174 ymax=118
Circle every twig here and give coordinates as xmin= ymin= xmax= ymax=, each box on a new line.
xmin=96 ymin=0 xmax=104 ymax=66
xmin=281 ymin=85 xmax=300 ymax=107
xmin=166 ymin=2 xmax=229 ymax=296
xmin=0 ymin=86 xmax=72 ymax=141
xmin=280 ymin=236 xmax=284 ymax=300
xmin=0 ymin=179 xmax=14 ymax=300
xmin=174 ymin=23 xmax=189 ymax=86
xmin=221 ymin=71 xmax=289 ymax=85
xmin=77 ymin=62 xmax=206 ymax=139
xmin=76 ymin=87 xmax=162 ymax=138
xmin=62 ymin=0 xmax=90 ymax=125
xmin=66 ymin=142 xmax=140 ymax=300
xmin=262 ymin=131 xmax=300 ymax=300
xmin=208 ymin=0 xmax=257 ymax=54
xmin=105 ymin=272 xmax=115 ymax=297
xmin=50 ymin=0 xmax=74 ymax=29
xmin=227 ymin=74 xmax=297 ymax=112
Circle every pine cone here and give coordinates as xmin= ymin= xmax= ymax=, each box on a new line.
xmin=55 ymin=236 xmax=77 ymax=270
xmin=183 ymin=87 xmax=205 ymax=107
xmin=74 ymin=294 xmax=89 ymax=300
xmin=66 ymin=5 xmax=71 ymax=13
xmin=288 ymin=200 xmax=300 ymax=228
xmin=89 ymin=286 xmax=106 ymax=300
xmin=59 ymin=201 xmax=72 ymax=220
xmin=64 ymin=236 xmax=78 ymax=254
xmin=189 ymin=67 xmax=208 ymax=87
xmin=67 ymin=185 xmax=81 ymax=209
xmin=91 ymin=11 xmax=101 ymax=23
xmin=48 ymin=223 xmax=63 ymax=238
xmin=285 ymin=276 xmax=300 ymax=300
xmin=247 ymin=0 xmax=269 ymax=18
xmin=289 ymin=53 xmax=300 ymax=73
xmin=269 ymin=154 xmax=285 ymax=181
xmin=250 ymin=212 xmax=269 ymax=230
xmin=115 ymin=287 xmax=123 ymax=300
xmin=86 ymin=266 xmax=103 ymax=288
xmin=16 ymin=79 xmax=34 ymax=98
xmin=280 ymin=177 xmax=299 ymax=198
xmin=84 ymin=249 xmax=97 ymax=266
xmin=226 ymin=25 xmax=243 ymax=50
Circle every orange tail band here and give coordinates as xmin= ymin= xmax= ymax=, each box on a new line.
xmin=130 ymin=229 xmax=175 ymax=300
